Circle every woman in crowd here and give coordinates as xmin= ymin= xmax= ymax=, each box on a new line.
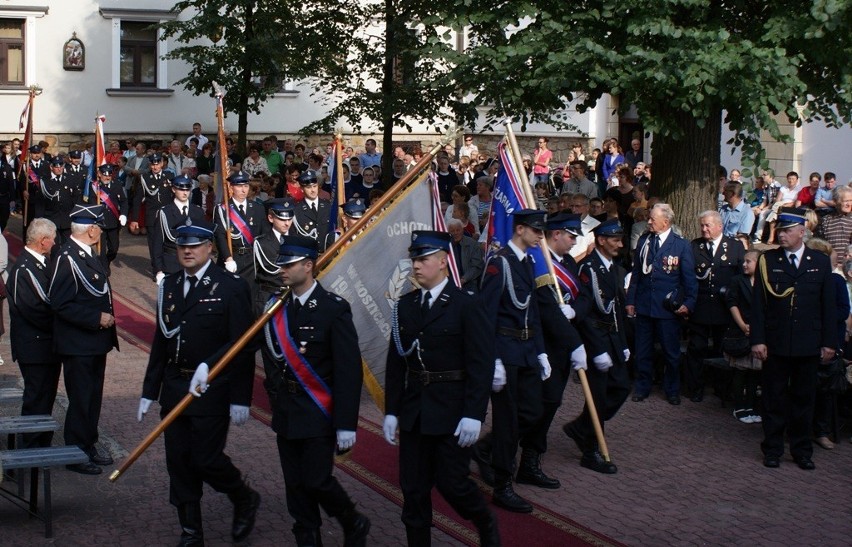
xmin=628 ymin=182 xmax=649 ymax=218
xmin=794 ymin=172 xmax=821 ymax=209
xmin=534 ymin=181 xmax=551 ymax=210
xmin=725 ymin=249 xmax=762 ymax=423
xmin=243 ymin=144 xmax=271 ymax=177
xmin=444 ymin=185 xmax=471 ymax=227
xmin=467 ymin=176 xmax=493 ymax=233
xmin=196 ymin=142 xmax=215 ymax=176
xmin=601 ymin=139 xmax=625 ymax=187
xmin=104 ymin=140 xmax=123 ymax=167
xmin=532 ymin=137 xmax=553 ymax=184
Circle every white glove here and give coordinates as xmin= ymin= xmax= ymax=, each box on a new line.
xmin=137 ymin=398 xmax=154 ymax=422
xmin=454 ymin=417 xmax=482 ymax=448
xmin=559 ymin=303 xmax=576 ymax=320
xmin=337 ymin=429 xmax=356 ymax=451
xmin=571 ymin=346 xmax=588 ymax=371
xmin=537 ymin=353 xmax=552 ymax=380
xmin=225 ymin=259 xmax=237 ymax=273
xmin=155 ymin=271 xmax=165 ymax=285
xmin=382 ymin=415 xmax=398 ymax=445
xmin=593 ymin=353 xmax=614 ymax=372
xmin=189 ymin=363 xmax=209 ymax=396
xmin=230 ymin=404 xmax=249 ymax=426
xmin=119 ymin=214 xmax=127 ymax=226
xmin=623 ymin=348 xmax=631 ymax=361
xmin=492 ymin=359 xmax=506 ymax=392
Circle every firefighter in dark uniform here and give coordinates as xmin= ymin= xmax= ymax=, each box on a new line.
xmin=63 ymin=149 xmax=87 ymax=194
xmin=383 ymin=231 xmax=499 ymax=547
xmin=0 ymin=149 xmax=16 ymax=231
xmin=21 ymin=144 xmax=51 ymax=229
xmin=751 ymin=207 xmax=837 ymax=470
xmin=472 ymin=209 xmax=550 ymax=514
xmin=253 ymin=198 xmax=294 ymax=317
xmin=262 ymin=236 xmax=370 ymax=547
xmin=151 ymin=175 xmax=206 ymax=283
xmin=93 ymin=163 xmax=128 ymax=276
xmin=49 ymin=204 xmax=118 ymax=475
xmin=293 ymin=171 xmax=332 ymax=252
xmin=8 ymin=218 xmax=61 ymax=448
xmin=130 ymin=152 xmax=173 ymax=277
xmin=214 ymin=172 xmax=266 ymax=283
xmin=518 ymin=213 xmax=587 ymax=488
xmin=41 ymin=156 xmax=79 ymax=245
xmin=323 ymin=198 xmax=367 ymax=251
xmin=686 ymin=210 xmax=744 ymax=402
xmin=563 ymin=219 xmax=632 ymax=473
xmin=138 ymin=220 xmax=260 ymax=545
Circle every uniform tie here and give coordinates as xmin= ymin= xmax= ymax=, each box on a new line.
xmin=789 ymin=253 xmax=797 ymax=268
xmin=421 ymin=291 xmax=431 ymax=316
xmin=184 ymin=275 xmax=197 ymax=299
xmin=311 ymin=202 xmax=317 ymax=213
xmin=708 ymin=241 xmax=714 ymax=257
xmin=238 ymin=203 xmax=245 ymax=215
xmin=182 ymin=205 xmax=188 ymax=217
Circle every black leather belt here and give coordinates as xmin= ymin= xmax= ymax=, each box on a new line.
xmin=407 ymin=369 xmax=466 ymax=385
xmin=177 ymin=368 xmax=195 ymax=379
xmin=234 ymin=247 xmax=251 ymax=256
xmin=497 ymin=327 xmax=536 ymax=340
xmin=592 ymin=320 xmax=617 ymax=332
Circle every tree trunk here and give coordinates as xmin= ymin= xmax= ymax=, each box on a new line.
xmin=380 ymin=0 xmax=396 ymax=191
xmin=651 ymin=109 xmax=722 ymax=240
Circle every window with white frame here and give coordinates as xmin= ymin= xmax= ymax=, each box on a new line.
xmin=0 ymin=6 xmax=47 ymax=89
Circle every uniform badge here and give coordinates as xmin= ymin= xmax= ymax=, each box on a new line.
xmin=721 ymin=255 xmax=727 ymax=261
xmin=201 ymin=276 xmax=211 ymax=286
xmin=308 ymin=299 xmax=317 ymax=309
xmin=299 ymin=341 xmax=307 ymax=354
xmin=93 ymin=274 xmax=99 ymax=280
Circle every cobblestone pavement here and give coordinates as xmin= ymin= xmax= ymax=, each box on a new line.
xmin=1 ymin=217 xmax=851 ymax=546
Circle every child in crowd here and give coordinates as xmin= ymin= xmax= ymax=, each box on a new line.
xmin=725 ymin=249 xmax=762 ymax=423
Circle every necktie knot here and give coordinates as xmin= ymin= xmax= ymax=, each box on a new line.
xmin=182 ymin=205 xmax=188 ymax=216
xmin=238 ymin=203 xmax=245 ymax=215
xmin=185 ymin=275 xmax=198 ymax=298
xmin=708 ymin=241 xmax=714 ymax=256
xmin=789 ymin=253 xmax=797 ymax=266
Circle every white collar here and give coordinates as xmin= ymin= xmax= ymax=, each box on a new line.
xmin=595 ymin=248 xmax=613 ymax=270
xmin=786 ymin=245 xmax=804 ymax=264
xmin=507 ymin=240 xmax=527 ymax=262
xmin=233 ymin=198 xmax=247 ymax=207
xmin=294 ymin=280 xmax=318 ymax=305
xmin=174 ymin=198 xmax=189 ymax=209
xmin=25 ymin=246 xmax=47 ymax=266
xmin=421 ymin=276 xmax=449 ymax=307
xmin=708 ymin=234 xmax=723 ymax=253
xmin=70 ymin=236 xmax=93 ymax=256
xmin=185 ymin=259 xmax=212 ymax=282
xmin=656 ymin=227 xmax=672 ymax=246
xmin=305 ymin=198 xmax=318 ymax=207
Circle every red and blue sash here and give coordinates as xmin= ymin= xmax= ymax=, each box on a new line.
xmin=28 ymin=167 xmax=40 ymax=187
xmin=552 ymin=259 xmax=580 ymax=302
xmin=94 ymin=182 xmax=120 ymax=219
xmin=270 ymin=301 xmax=333 ymax=420
xmin=226 ymin=204 xmax=255 ymax=245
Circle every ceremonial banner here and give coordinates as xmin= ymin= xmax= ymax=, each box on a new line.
xmin=428 ymin=170 xmax=461 ymax=287
xmin=318 ymin=170 xmax=432 ymax=387
xmin=486 ymin=141 xmax=530 ymax=256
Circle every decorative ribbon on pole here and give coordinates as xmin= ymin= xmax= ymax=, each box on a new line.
xmin=18 ymin=85 xmax=41 ymax=230
xmin=213 ymin=81 xmax=233 ymax=257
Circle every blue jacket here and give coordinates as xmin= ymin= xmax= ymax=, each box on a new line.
xmin=627 ymin=231 xmax=697 ymax=319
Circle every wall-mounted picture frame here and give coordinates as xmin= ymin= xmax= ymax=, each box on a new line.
xmin=63 ymin=33 xmax=85 ymax=71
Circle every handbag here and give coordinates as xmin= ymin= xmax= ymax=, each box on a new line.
xmin=817 ymin=356 xmax=848 ymax=394
xmin=721 ymin=324 xmax=751 ymax=358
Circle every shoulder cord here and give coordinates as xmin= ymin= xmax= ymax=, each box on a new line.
xmin=583 ymin=263 xmax=615 ymax=315
xmin=292 ymin=216 xmax=318 ymax=239
xmin=13 ymin=268 xmax=50 ymax=305
xmin=254 ymin=240 xmax=281 ymax=275
xmin=501 ymin=255 xmax=530 ymax=310
xmin=640 ymin=237 xmax=653 ymax=274
xmin=759 ymin=254 xmax=795 ymax=300
xmin=695 ymin=264 xmax=712 ymax=281
xmin=142 ymin=176 xmax=161 ymax=197
xmin=68 ymin=256 xmax=110 ymax=297
xmin=159 ymin=210 xmax=176 ymax=243
xmin=391 ymin=299 xmax=421 ymax=358
xmin=156 ymin=280 xmax=181 ymax=339
xmin=40 ymin=178 xmax=59 ymax=200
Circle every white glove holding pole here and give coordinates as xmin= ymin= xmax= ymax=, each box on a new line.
xmin=571 ymin=345 xmax=588 ymax=371
xmin=155 ymin=271 xmax=165 ymax=285
xmin=225 ymin=259 xmax=237 ymax=273
xmin=593 ymin=353 xmax=614 ymax=372
xmin=382 ymin=415 xmax=398 ymax=445
xmin=454 ymin=418 xmax=482 ymax=448
xmin=537 ymin=353 xmax=552 ymax=380
xmin=559 ymin=303 xmax=576 ymax=320
xmin=189 ymin=363 xmax=209 ymax=396
xmin=137 ymin=398 xmax=154 ymax=422
xmin=492 ymin=359 xmax=506 ymax=392
xmin=337 ymin=430 xmax=356 ymax=451
xmin=230 ymin=404 xmax=249 ymax=426
xmin=623 ymin=348 xmax=631 ymax=361
xmin=119 ymin=214 xmax=127 ymax=226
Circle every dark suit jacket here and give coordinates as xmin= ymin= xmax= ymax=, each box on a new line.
xmin=152 ymin=202 xmax=207 ymax=274
xmin=751 ymin=248 xmax=837 ymax=356
xmin=63 ymin=163 xmax=87 ymax=195
xmin=267 ymin=282 xmax=363 ymax=439
xmin=690 ymin=236 xmax=744 ymax=325
xmin=293 ymin=199 xmax=331 ymax=252
xmin=8 ymin=250 xmax=59 ymax=364
xmin=142 ymin=263 xmax=255 ymax=415
xmin=385 ymin=284 xmax=493 ymax=435
xmin=41 ymin=174 xmax=80 ymax=230
xmin=131 ymin=171 xmax=174 ymax=227
xmin=479 ymin=246 xmax=546 ymax=367
xmin=627 ymin=231 xmax=698 ymax=318
xmin=575 ymin=250 xmax=629 ymax=364
xmin=453 ymin=235 xmax=484 ymax=290
xmin=49 ymin=239 xmax=118 ymax=356
xmin=96 ymin=181 xmax=128 ymax=230
xmin=214 ymin=199 xmax=267 ymax=259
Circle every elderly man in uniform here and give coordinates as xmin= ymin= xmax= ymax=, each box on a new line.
xmin=49 ymin=204 xmax=118 ymax=474
xmin=686 ymin=210 xmax=744 ymax=402
xmin=564 ymin=219 xmax=631 ymax=473
xmin=383 ymin=231 xmax=498 ymax=547
xmin=9 ymin=219 xmax=60 ymax=448
xmin=293 ymin=171 xmax=332 ymax=252
xmin=518 ymin=213 xmax=587 ymax=488
xmin=214 ymin=172 xmax=266 ymax=283
xmin=151 ymin=175 xmax=207 ymax=283
xmin=130 ymin=152 xmax=174 ymax=274
xmin=751 ymin=208 xmax=836 ymax=470
xmin=40 ymin=156 xmax=79 ymax=245
xmin=93 ymin=163 xmax=128 ymax=276
xmin=626 ymin=203 xmax=697 ymax=405
xmin=473 ymin=209 xmax=551 ymax=513
xmin=262 ymin=235 xmax=369 ymax=546
xmin=139 ymin=220 xmax=260 ymax=545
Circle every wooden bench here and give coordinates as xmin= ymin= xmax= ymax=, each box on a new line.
xmin=0 ymin=446 xmax=89 ymax=538
xmin=0 ymin=415 xmax=60 ymax=497
xmin=0 ymin=387 xmax=24 ymax=403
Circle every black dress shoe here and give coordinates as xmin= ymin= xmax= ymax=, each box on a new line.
xmin=794 ymin=457 xmax=815 ymax=470
xmin=631 ymin=393 xmax=648 ymax=402
xmin=492 ymin=480 xmax=533 ymax=513
xmin=89 ymin=449 xmax=114 ymax=466
xmin=472 ymin=443 xmax=495 ymax=487
xmin=516 ymin=449 xmax=560 ymax=489
xmin=667 ymin=395 xmax=681 ymax=406
xmin=580 ymin=451 xmax=618 ymax=474
xmin=339 ymin=507 xmax=370 ymax=547
xmin=66 ymin=461 xmax=103 ymax=475
xmin=763 ymin=456 xmax=780 ymax=468
xmin=230 ymin=486 xmax=261 ymax=541
xmin=562 ymin=422 xmax=585 ymax=453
